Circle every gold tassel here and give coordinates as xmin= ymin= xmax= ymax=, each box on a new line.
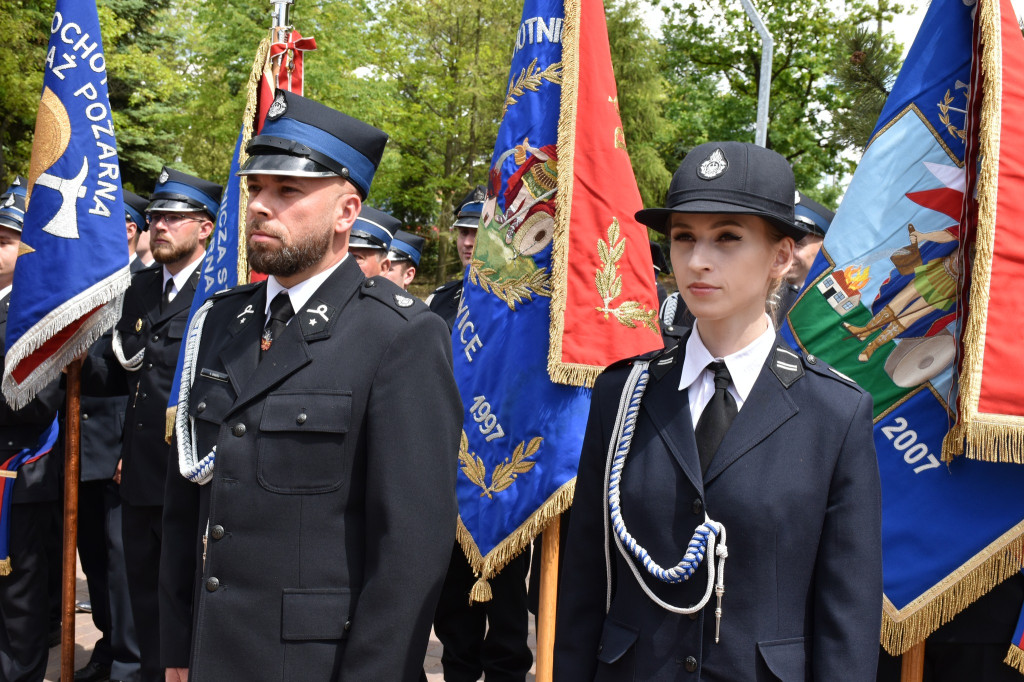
xmin=457 ymin=480 xmax=576 ymax=603
xmin=0 ymin=557 xmax=11 ymax=576
xmin=1004 ymin=644 xmax=1024 ymax=674
xmin=164 ymin=405 xmax=177 ymax=445
xmin=881 ymin=523 xmax=1024 ymax=655
xmin=470 ymin=577 xmax=493 ymax=603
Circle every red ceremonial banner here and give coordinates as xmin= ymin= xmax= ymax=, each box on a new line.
xmin=945 ymin=0 xmax=1024 ymax=462
xmin=548 ymin=0 xmax=662 ymax=385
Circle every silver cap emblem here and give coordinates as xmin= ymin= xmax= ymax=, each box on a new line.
xmin=697 ymin=148 xmax=729 ymax=180
xmin=394 ymin=294 xmax=414 ymax=308
xmin=268 ymin=92 xmax=287 ymax=120
xmin=158 ymin=169 xmax=169 ymax=184
xmin=3 ymin=195 xmax=13 ymax=208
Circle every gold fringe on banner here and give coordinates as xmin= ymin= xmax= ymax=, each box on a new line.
xmin=942 ymin=0 xmax=1014 ymax=462
xmin=0 ymin=557 xmax=10 ymax=576
xmin=1005 ymin=644 xmax=1024 ymax=674
xmin=238 ymin=38 xmax=271 ymax=285
xmin=880 ymin=519 xmax=1024 ymax=655
xmin=546 ymin=0 xmax=601 ymax=389
xmin=458 ymin=480 xmax=575 ymax=603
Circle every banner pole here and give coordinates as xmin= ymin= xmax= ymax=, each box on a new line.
xmin=535 ymin=516 xmax=561 ymax=682
xmin=900 ymin=640 xmax=926 ymax=682
xmin=60 ymin=358 xmax=82 ymax=682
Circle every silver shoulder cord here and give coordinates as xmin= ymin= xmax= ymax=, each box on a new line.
xmin=176 ymin=299 xmax=217 ymax=485
xmin=601 ymin=359 xmax=729 ymax=642
xmin=112 ymin=328 xmax=144 ymax=371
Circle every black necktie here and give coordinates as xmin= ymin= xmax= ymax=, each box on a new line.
xmin=695 ymin=361 xmax=738 ymax=475
xmin=161 ymin=278 xmax=175 ymax=312
xmin=261 ymin=292 xmax=294 ymax=358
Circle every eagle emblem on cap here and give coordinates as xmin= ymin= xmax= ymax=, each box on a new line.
xmin=697 ymin=148 xmax=729 ymax=180
xmin=268 ymin=92 xmax=287 ymax=120
xmin=394 ymin=294 xmax=414 ymax=308
xmin=158 ymin=169 xmax=169 ymax=184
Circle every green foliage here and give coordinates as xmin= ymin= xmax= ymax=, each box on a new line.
xmin=831 ymin=25 xmax=904 ymax=150
xmin=0 ymin=0 xmax=51 ymax=183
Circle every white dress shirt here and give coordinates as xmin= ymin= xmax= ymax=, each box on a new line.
xmin=678 ymin=315 xmax=777 ymax=428
xmin=161 ymin=253 xmax=205 ymax=303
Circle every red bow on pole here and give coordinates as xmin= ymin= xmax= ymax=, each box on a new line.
xmin=257 ymin=29 xmax=317 ymax=132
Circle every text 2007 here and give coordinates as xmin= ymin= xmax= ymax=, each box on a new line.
xmin=881 ymin=417 xmax=941 ymax=473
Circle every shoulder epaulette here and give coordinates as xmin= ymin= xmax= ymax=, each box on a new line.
xmin=210 ymin=281 xmax=261 ymax=300
xmin=360 ymin=277 xmax=426 ymax=319
xmin=605 ymin=342 xmax=678 ymax=379
xmin=431 ymin=279 xmax=461 ymax=295
xmin=771 ymin=344 xmax=805 ymax=388
xmin=801 ymin=352 xmax=864 ymax=392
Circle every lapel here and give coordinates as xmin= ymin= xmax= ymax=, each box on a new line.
xmin=152 ymin=267 xmax=199 ymax=326
xmin=218 ymin=286 xmax=265 ymax=398
xmin=227 ymin=258 xmax=365 ymax=412
xmin=703 ymin=338 xmax=800 ymax=484
xmin=640 ymin=355 xmax=705 ymax=494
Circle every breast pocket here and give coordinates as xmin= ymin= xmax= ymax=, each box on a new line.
xmin=257 ymin=390 xmax=351 ymax=494
xmin=165 ymin=317 xmax=187 ymax=342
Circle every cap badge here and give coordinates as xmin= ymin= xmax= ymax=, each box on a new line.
xmin=3 ymin=195 xmax=13 ymax=208
xmin=158 ymin=169 xmax=169 ymax=184
xmin=135 ymin=318 xmax=143 ymax=332
xmin=697 ymin=148 xmax=729 ymax=180
xmin=794 ymin=190 xmax=802 ymax=204
xmin=11 ymin=177 xmax=20 ymax=186
xmin=394 ymin=294 xmax=414 ymax=308
xmin=268 ymin=92 xmax=287 ymax=120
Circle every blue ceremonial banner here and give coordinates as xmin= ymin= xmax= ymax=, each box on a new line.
xmin=783 ymin=0 xmax=1024 ymax=653
xmin=3 ymin=0 xmax=130 ymax=408
xmin=454 ymin=0 xmax=660 ymax=598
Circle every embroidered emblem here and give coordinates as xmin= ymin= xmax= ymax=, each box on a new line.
xmin=261 ymin=330 xmax=273 ymax=351
xmin=267 ymin=92 xmax=287 ymax=120
xmin=306 ymin=304 xmax=329 ymax=322
xmin=594 ymin=218 xmax=658 ymax=332
xmin=394 ymin=294 xmax=414 ymax=308
xmin=458 ymin=430 xmax=542 ymax=499
xmin=135 ymin=318 xmax=143 ymax=332
xmin=236 ymin=304 xmax=254 ymax=321
xmin=158 ymin=169 xmax=169 ymax=184
xmin=697 ymin=148 xmax=728 ymax=180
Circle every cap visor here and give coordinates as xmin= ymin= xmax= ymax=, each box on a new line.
xmin=238 ymin=153 xmax=336 ymax=177
xmin=146 ymin=199 xmax=205 ymax=213
xmin=636 ymin=199 xmax=806 ymax=240
xmin=453 ymin=218 xmax=481 ymax=229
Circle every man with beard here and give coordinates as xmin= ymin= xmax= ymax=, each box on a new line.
xmin=159 ymin=90 xmax=461 ymax=682
xmin=349 ymin=205 xmax=399 ymax=278
xmin=83 ymin=167 xmax=220 ymax=682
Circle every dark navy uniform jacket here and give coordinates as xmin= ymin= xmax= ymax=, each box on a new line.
xmin=554 ymin=337 xmax=882 ymax=681
xmin=82 ymin=262 xmax=199 ymax=505
xmin=428 ymin=279 xmax=462 ymax=330
xmin=159 ymin=257 xmax=461 ymax=681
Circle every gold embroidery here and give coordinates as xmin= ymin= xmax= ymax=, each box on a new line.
xmin=459 ymin=430 xmax=542 ymax=499
xmin=501 ymin=59 xmax=563 ymax=121
xmin=594 ymin=218 xmax=658 ymax=332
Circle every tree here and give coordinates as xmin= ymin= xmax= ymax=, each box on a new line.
xmin=831 ymin=25 xmax=903 ymax=150
xmin=0 ymin=0 xmax=51 ymax=183
xmin=659 ymin=0 xmax=900 ymax=204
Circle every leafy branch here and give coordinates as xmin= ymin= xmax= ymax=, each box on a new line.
xmin=594 ymin=219 xmax=659 ymax=333
xmin=469 ymin=259 xmax=552 ymax=311
xmin=458 ymin=431 xmax=542 ymax=499
xmin=502 ymin=59 xmax=563 ymax=120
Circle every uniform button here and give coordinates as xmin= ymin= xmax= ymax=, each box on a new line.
xmin=596 ymin=644 xmax=603 ymax=654
xmin=137 ymin=422 xmax=144 ymax=429
xmin=666 ymin=325 xmax=675 ymax=332
xmin=196 ymin=401 xmax=207 ymax=413
xmin=231 ymin=423 xmax=246 ymax=437
xmin=140 ymin=393 xmax=147 ymax=401
xmin=685 ymin=655 xmax=697 ymax=672
xmin=81 ymin=413 xmax=89 ymax=421
xmin=364 ymin=280 xmax=375 ymax=288
xmin=807 ymin=354 xmax=817 ymax=364
xmin=145 ymin=362 xmax=153 ymax=370
xmin=296 ymin=413 xmax=307 ymax=425
xmin=205 ymin=577 xmax=220 ymax=592
xmin=343 ymin=620 xmax=351 ymax=632
xmin=692 ymin=498 xmax=703 ymax=515
xmin=152 ymin=334 xmax=160 ymax=342
xmin=209 ymin=525 xmax=225 ymax=540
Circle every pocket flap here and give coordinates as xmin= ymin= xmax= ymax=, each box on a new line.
xmin=757 ymin=637 xmax=810 ymax=681
xmin=281 ymin=588 xmax=352 ymax=641
xmin=596 ymin=618 xmax=639 ymax=665
xmin=166 ymin=317 xmax=188 ymax=340
xmin=189 ymin=375 xmax=235 ymax=424
xmin=260 ymin=391 xmax=351 ymax=434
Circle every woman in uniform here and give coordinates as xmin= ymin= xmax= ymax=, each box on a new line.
xmin=553 ymin=142 xmax=882 ymax=681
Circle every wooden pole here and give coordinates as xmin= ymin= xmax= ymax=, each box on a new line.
xmin=900 ymin=640 xmax=926 ymax=682
xmin=535 ymin=516 xmax=561 ymax=682
xmin=60 ymin=358 xmax=82 ymax=682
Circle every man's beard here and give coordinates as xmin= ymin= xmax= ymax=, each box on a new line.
xmin=247 ymin=217 xmax=332 ymax=278
xmin=152 ymin=232 xmax=200 ymax=265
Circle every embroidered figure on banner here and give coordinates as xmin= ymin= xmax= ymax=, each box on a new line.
xmin=595 ymin=218 xmax=658 ymax=332
xmin=469 ymin=138 xmax=556 ymax=310
xmin=459 ymin=430 xmax=543 ymax=499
